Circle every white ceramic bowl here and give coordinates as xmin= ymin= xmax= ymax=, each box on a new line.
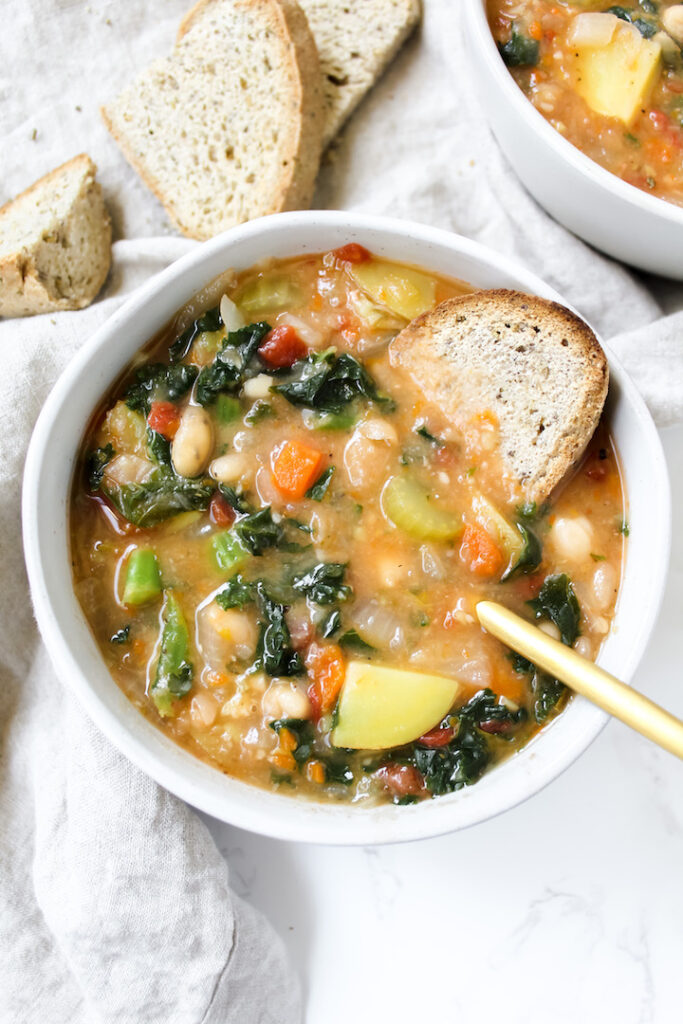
xmin=463 ymin=0 xmax=683 ymax=279
xmin=23 ymin=211 xmax=670 ymax=845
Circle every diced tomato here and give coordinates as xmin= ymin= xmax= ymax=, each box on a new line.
xmin=209 ymin=491 xmax=236 ymax=527
xmin=305 ymin=642 xmax=345 ymax=719
xmin=147 ymin=401 xmax=180 ymax=439
xmin=583 ymin=456 xmax=607 ymax=482
xmin=375 ymin=763 xmax=426 ymax=797
xmin=417 ymin=726 xmax=455 ymax=748
xmin=514 ymin=571 xmax=545 ymax=600
xmin=649 ymin=109 xmax=671 ymax=133
xmin=258 ymin=325 xmax=308 ymax=368
xmin=459 ymin=522 xmax=504 ymax=579
xmin=271 ymin=440 xmax=324 ymax=501
xmin=333 ymin=243 xmax=371 ymax=264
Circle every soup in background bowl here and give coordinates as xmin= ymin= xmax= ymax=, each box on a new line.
xmin=463 ymin=0 xmax=683 ymax=278
xmin=22 ymin=212 xmax=670 ymax=844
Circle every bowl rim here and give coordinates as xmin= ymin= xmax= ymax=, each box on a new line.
xmin=22 ymin=210 xmax=672 ymax=845
xmin=464 ymin=0 xmax=683 ymax=228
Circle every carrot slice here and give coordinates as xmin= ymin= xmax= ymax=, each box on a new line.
xmin=305 ymin=642 xmax=345 ymax=719
xmin=459 ymin=522 xmax=504 ymax=578
xmin=271 ymin=440 xmax=324 ymax=501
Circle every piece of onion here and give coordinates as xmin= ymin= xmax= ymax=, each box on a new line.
xmin=350 ymin=598 xmax=405 ymax=651
xmin=568 ymin=12 xmax=618 ymax=48
xmin=275 ymin=311 xmax=323 ymax=348
xmin=220 ymin=293 xmax=245 ymax=333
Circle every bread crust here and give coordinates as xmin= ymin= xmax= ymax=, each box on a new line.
xmin=0 ymin=154 xmax=111 ymax=318
xmin=389 ymin=289 xmax=609 ymax=504
xmin=102 ymin=0 xmax=325 ymax=239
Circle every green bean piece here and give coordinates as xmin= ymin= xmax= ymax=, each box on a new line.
xmin=150 ymin=592 xmax=193 ymax=717
xmin=122 ymin=549 xmax=162 ymax=606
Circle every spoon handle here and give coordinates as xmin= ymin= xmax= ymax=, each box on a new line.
xmin=476 ymin=600 xmax=683 ymax=760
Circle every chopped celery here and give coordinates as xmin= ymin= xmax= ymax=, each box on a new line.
xmin=381 ymin=476 xmax=461 ymax=542
xmin=235 ymin=274 xmax=302 ymax=315
xmin=302 ymin=408 xmax=358 ymax=431
xmin=348 ymin=261 xmax=436 ymax=322
xmin=150 ymin=592 xmax=193 ymax=717
xmin=161 ymin=510 xmax=203 ymax=535
xmin=215 ymin=394 xmax=242 ymax=424
xmin=122 ymin=549 xmax=162 ymax=606
xmin=210 ymin=529 xmax=250 ymax=572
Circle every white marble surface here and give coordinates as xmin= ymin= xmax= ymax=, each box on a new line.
xmin=204 ymin=424 xmax=683 ymax=1024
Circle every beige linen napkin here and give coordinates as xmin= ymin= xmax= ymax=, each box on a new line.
xmin=2 ymin=1 xmax=682 ymax=1022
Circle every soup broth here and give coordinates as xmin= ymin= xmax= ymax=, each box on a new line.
xmin=70 ymin=247 xmax=625 ymax=805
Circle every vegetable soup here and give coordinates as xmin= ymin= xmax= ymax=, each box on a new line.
xmin=488 ymin=0 xmax=683 ymax=206
xmin=71 ymin=247 xmax=625 ymax=805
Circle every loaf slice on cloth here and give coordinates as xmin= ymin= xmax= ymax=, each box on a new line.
xmin=389 ymin=289 xmax=608 ymax=505
xmin=0 ymin=154 xmax=111 ymax=318
xmin=103 ymin=0 xmax=325 ymax=240
xmin=297 ymin=0 xmax=422 ymax=145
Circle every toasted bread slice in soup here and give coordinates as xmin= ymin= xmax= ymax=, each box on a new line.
xmin=102 ymin=0 xmax=325 ymax=240
xmin=0 ymin=154 xmax=111 ymax=319
xmin=389 ymin=290 xmax=609 ymax=505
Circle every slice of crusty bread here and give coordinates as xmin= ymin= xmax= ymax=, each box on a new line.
xmin=389 ymin=290 xmax=609 ymax=504
xmin=103 ymin=0 xmax=325 ymax=241
xmin=0 ymin=155 xmax=111 ymax=319
xmin=298 ymin=0 xmax=422 ymax=146
xmin=180 ymin=0 xmax=422 ymax=147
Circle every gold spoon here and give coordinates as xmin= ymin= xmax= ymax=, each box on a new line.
xmin=476 ymin=601 xmax=683 ymax=760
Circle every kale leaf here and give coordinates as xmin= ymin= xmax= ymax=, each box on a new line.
xmin=320 ymin=609 xmax=342 ymax=638
xmin=254 ymin=581 xmax=303 ymax=676
xmin=215 ymin=574 xmax=255 ymax=610
xmin=195 ymin=360 xmax=241 ymax=407
xmin=292 ymin=562 xmax=351 ymax=606
xmin=104 ymin=475 xmax=214 ymax=527
xmin=124 ymin=363 xmax=198 ymax=415
xmin=233 ymin=507 xmax=284 ymax=555
xmin=499 ymin=28 xmax=539 ymax=67
xmin=501 ymin=522 xmax=542 ymax=581
xmin=509 ymin=653 xmax=565 ymax=723
xmin=415 ymin=424 xmax=443 ymax=446
xmin=412 ymin=718 xmax=490 ymax=795
xmin=606 ymin=6 xmax=657 ymax=37
xmin=86 ymin=443 xmax=115 ymax=491
xmin=218 ymin=484 xmax=252 ymax=514
xmin=338 ymin=630 xmax=375 ymax=654
xmin=528 ymin=573 xmax=581 ymax=646
xmin=110 ymin=625 xmax=130 ymax=645
xmin=270 ymin=719 xmax=316 ymax=762
xmin=306 ymin=466 xmax=335 ymax=501
xmin=194 ymin=322 xmax=272 ymax=406
xmin=146 ymin=428 xmax=172 ymax=468
xmin=273 ymin=350 xmax=392 ymax=414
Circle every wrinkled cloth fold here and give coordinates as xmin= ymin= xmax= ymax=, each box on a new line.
xmin=2 ymin=1 xmax=682 ymax=1022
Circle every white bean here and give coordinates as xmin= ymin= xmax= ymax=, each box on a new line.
xmin=243 ymin=374 xmax=273 ymax=400
xmin=344 ymin=419 xmax=397 ymax=491
xmin=574 ymin=636 xmax=593 ymax=660
xmin=172 ymin=405 xmax=214 ymax=477
xmin=550 ymin=516 xmax=594 ymax=564
xmin=539 ymin=621 xmax=562 ymax=642
xmin=262 ymin=681 xmax=311 ymax=721
xmin=190 ymin=691 xmax=219 ymax=729
xmin=663 ymin=4 xmax=683 ymax=44
xmin=210 ymin=452 xmax=250 ymax=485
xmin=592 ymin=562 xmax=618 ymax=612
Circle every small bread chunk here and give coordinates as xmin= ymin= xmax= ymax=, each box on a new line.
xmin=389 ymin=290 xmax=609 ymax=504
xmin=297 ymin=0 xmax=422 ymax=145
xmin=0 ymin=155 xmax=111 ymax=319
xmin=103 ymin=0 xmax=325 ymax=240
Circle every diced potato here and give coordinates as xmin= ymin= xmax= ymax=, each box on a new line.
xmin=100 ymin=400 xmax=147 ymax=456
xmin=331 ymin=661 xmax=460 ymax=749
xmin=348 ymin=261 xmax=436 ymax=322
xmin=573 ymin=21 xmax=661 ymax=126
